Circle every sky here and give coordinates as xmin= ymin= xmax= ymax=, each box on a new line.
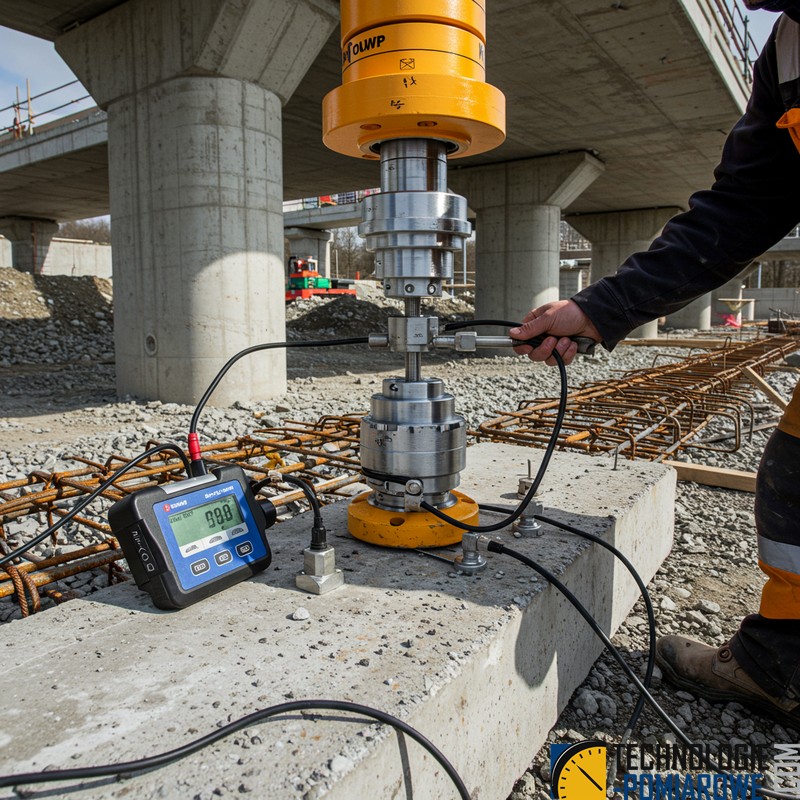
xmin=0 ymin=27 xmax=93 ymax=133
xmin=0 ymin=3 xmax=781 ymax=137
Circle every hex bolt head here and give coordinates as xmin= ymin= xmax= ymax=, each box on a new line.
xmin=405 ymin=480 xmax=423 ymax=496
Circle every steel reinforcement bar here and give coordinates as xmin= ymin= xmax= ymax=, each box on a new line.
xmin=475 ymin=336 xmax=798 ymax=461
xmin=0 ymin=416 xmax=364 ymax=617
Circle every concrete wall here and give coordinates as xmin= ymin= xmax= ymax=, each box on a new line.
xmin=734 ymin=288 xmax=800 ymax=320
xmin=0 ymin=235 xmax=112 ymax=278
xmin=559 ymin=266 xmax=587 ymax=299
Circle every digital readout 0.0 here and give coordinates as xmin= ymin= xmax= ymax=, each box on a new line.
xmin=167 ymin=496 xmax=244 ymax=548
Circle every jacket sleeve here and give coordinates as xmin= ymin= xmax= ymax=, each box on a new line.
xmin=572 ymin=23 xmax=800 ymax=349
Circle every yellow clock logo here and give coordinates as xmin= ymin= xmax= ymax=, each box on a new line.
xmin=550 ymin=740 xmax=607 ymax=799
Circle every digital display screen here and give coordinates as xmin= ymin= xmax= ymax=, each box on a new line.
xmin=168 ymin=496 xmax=244 ymax=548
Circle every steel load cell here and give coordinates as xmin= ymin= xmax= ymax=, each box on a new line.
xmin=322 ymin=0 xmax=506 ymax=548
xmin=361 ymin=139 xmax=471 ymax=299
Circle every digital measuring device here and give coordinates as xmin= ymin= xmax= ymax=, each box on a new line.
xmin=109 ymin=465 xmax=276 ymax=610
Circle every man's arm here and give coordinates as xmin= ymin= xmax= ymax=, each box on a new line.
xmin=513 ymin=20 xmax=800 ymax=361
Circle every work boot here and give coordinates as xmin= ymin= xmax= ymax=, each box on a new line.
xmin=656 ymin=635 xmax=800 ymax=728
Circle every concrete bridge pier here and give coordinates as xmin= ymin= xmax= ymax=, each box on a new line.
xmin=0 ymin=216 xmax=58 ymax=274
xmin=665 ymin=294 xmax=712 ymax=331
xmin=285 ymin=227 xmax=333 ymax=278
xmin=56 ymin=0 xmax=338 ymax=406
xmin=568 ymin=208 xmax=681 ymax=340
xmin=451 ymin=153 xmax=604 ymax=328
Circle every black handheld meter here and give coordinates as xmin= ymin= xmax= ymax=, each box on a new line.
xmin=109 ymin=464 xmax=275 ymax=610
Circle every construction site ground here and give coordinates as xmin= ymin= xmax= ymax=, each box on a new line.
xmin=1 ymin=267 xmax=799 ymax=798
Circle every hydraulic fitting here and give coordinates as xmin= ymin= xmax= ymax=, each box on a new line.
xmin=512 ymin=500 xmax=543 ymax=538
xmin=296 ymin=545 xmax=345 ymax=595
xmin=387 ymin=315 xmax=439 ymax=351
xmin=454 ymin=532 xmax=487 ymax=575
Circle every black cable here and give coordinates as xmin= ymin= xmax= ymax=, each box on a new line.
xmin=420 ymin=348 xmax=567 ymax=533
xmin=0 ymin=444 xmax=190 ymax=567
xmin=477 ymin=504 xmax=655 ymax=737
xmin=535 ymin=513 xmax=654 ymax=738
xmin=487 ymin=540 xmax=795 ymax=800
xmin=443 ymin=318 xmax=566 ymax=353
xmin=252 ymin=474 xmax=328 ymax=550
xmin=189 ymin=337 xmax=368 ymax=435
xmin=0 ymin=699 xmax=470 ymax=799
xmin=444 ymin=318 xmax=522 ymax=331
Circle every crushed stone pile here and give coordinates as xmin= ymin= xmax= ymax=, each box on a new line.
xmin=0 ymin=267 xmax=114 ymax=366
xmin=286 ymin=291 xmax=474 ymax=339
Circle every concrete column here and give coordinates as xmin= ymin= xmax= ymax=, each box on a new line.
xmin=665 ymin=295 xmax=712 ymax=331
xmin=450 ymin=153 xmax=604 ymax=326
xmin=57 ymin=0 xmax=337 ymax=405
xmin=0 ymin=216 xmax=59 ymax=274
xmin=559 ymin=267 xmax=585 ymax=299
xmin=568 ymin=208 xmax=681 ymax=340
xmin=713 ymin=277 xmax=755 ymax=326
xmin=285 ymin=227 xmax=334 ymax=278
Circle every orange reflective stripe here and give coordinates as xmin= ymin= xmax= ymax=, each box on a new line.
xmin=777 ymin=108 xmax=800 ymax=156
xmin=758 ymin=560 xmax=800 ymax=619
xmin=778 ymin=381 xmax=800 ymax=439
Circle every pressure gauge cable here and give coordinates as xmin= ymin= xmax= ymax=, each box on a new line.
xmin=0 ymin=443 xmax=190 ymax=568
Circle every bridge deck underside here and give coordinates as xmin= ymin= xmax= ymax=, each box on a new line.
xmin=0 ymin=0 xmax=747 ymax=221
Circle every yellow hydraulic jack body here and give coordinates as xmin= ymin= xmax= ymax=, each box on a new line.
xmin=323 ymin=0 xmax=505 ymax=160
xmin=322 ymin=1 xmax=506 ymax=548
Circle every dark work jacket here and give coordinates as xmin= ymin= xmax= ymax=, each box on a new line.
xmin=572 ymin=12 xmax=800 ymax=349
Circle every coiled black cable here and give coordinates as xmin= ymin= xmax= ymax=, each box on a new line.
xmin=0 ymin=699 xmax=469 ymax=799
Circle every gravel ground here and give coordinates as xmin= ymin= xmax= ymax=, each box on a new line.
xmin=1 ymin=270 xmax=798 ymax=798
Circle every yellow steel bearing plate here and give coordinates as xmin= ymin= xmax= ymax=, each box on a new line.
xmin=348 ymin=489 xmax=479 ymax=548
xmin=340 ymin=0 xmax=486 ymax=43
xmin=322 ymin=73 xmax=505 ymax=159
xmin=342 ymin=23 xmax=485 ymax=82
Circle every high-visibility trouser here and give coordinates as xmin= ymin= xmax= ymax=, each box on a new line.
xmin=757 ymin=381 xmax=800 ymax=620
xmin=728 ymin=386 xmax=800 ymax=699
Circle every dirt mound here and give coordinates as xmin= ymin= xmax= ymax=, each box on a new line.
xmin=0 ymin=268 xmax=113 ymax=333
xmin=286 ymin=293 xmax=474 ymax=339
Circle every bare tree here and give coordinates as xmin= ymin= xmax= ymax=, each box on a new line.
xmin=58 ymin=217 xmax=111 ymax=243
xmin=332 ymin=227 xmax=372 ymax=279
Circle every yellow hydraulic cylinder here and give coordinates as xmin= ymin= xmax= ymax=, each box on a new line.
xmin=323 ymin=0 xmax=506 ymax=160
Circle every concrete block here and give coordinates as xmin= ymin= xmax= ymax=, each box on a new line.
xmin=0 ymin=444 xmax=674 ymax=799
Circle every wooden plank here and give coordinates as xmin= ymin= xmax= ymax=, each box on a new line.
xmin=618 ymin=338 xmax=730 ymax=348
xmin=742 ymin=366 xmax=789 ymax=411
xmin=663 ymin=460 xmax=757 ymax=493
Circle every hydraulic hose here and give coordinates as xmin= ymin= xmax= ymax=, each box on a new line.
xmin=478 ymin=505 xmax=656 ymax=738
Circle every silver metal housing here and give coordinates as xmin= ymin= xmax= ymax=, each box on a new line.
xmin=359 ymin=139 xmax=471 ymax=300
xmin=356 ymin=138 xmax=472 ymax=515
xmin=360 ymin=378 xmax=466 ymax=511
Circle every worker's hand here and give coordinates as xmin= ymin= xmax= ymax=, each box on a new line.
xmin=509 ymin=300 xmax=602 ymax=366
